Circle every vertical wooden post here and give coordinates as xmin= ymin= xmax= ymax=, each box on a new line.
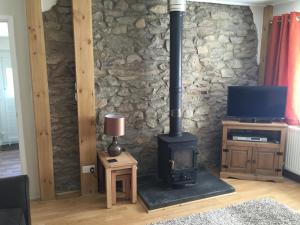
xmin=26 ymin=0 xmax=55 ymax=200
xmin=72 ymin=0 xmax=97 ymax=195
xmin=258 ymin=5 xmax=273 ymax=85
xmin=131 ymin=165 xmax=137 ymax=204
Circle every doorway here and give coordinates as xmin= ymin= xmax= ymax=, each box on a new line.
xmin=0 ymin=19 xmax=22 ymax=178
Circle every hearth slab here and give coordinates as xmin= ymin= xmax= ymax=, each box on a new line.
xmin=138 ymin=169 xmax=235 ymax=210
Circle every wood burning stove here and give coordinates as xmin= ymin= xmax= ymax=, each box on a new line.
xmin=157 ymin=0 xmax=198 ymax=186
xmin=158 ymin=133 xmax=198 ymax=185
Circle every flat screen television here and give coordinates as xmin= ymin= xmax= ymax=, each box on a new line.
xmin=227 ymin=86 xmax=288 ymax=121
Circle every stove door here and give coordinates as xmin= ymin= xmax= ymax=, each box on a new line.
xmin=170 ymin=145 xmax=197 ymax=171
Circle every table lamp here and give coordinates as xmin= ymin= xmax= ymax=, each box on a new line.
xmin=104 ymin=114 xmax=125 ymax=156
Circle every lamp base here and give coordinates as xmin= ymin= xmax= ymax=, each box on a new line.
xmin=107 ymin=136 xmax=122 ymax=157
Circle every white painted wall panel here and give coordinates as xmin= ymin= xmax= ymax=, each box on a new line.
xmin=273 ymin=1 xmax=300 ymax=15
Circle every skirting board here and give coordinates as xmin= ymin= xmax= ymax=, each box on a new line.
xmin=56 ymin=190 xmax=81 ymax=199
xmin=220 ymin=172 xmax=284 ymax=182
xmin=283 ymin=169 xmax=300 ymax=183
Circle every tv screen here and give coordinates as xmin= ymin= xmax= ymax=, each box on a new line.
xmin=227 ymin=86 xmax=287 ymax=119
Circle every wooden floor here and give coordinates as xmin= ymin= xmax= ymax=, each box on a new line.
xmin=0 ymin=149 xmax=22 ymax=178
xmin=31 ymin=178 xmax=300 ymax=225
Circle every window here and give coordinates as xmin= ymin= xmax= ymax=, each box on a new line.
xmin=5 ymin=67 xmax=14 ymax=98
xmin=0 ymin=22 xmax=9 ymax=37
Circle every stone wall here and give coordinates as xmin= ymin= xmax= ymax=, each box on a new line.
xmin=93 ymin=0 xmax=259 ymax=175
xmin=92 ymin=0 xmax=259 ymax=174
xmin=43 ymin=0 xmax=80 ymax=193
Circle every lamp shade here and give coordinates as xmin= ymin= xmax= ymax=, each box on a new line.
xmin=104 ymin=114 xmax=125 ymax=137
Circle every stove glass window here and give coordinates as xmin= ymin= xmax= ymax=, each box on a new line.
xmin=173 ymin=149 xmax=193 ymax=170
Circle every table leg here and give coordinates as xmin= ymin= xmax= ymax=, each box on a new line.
xmin=125 ymin=175 xmax=131 ymax=200
xmin=111 ymin=172 xmax=117 ymax=205
xmin=121 ymin=177 xmax=126 ymax=193
xmin=131 ymin=165 xmax=137 ymax=204
xmin=105 ymin=169 xmax=112 ymax=208
xmin=97 ymin=156 xmax=105 ymax=193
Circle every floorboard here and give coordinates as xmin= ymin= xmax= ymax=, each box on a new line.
xmin=31 ymin=178 xmax=300 ymax=225
xmin=0 ymin=149 xmax=22 ymax=178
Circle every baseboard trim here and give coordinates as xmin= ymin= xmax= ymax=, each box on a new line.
xmin=283 ymin=169 xmax=300 ymax=183
xmin=0 ymin=143 xmax=19 ymax=151
xmin=56 ymin=190 xmax=81 ymax=199
xmin=220 ymin=172 xmax=284 ymax=182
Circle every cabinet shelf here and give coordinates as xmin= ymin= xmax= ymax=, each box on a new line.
xmin=225 ymin=140 xmax=280 ymax=149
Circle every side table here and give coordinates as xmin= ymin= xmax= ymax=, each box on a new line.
xmin=97 ymin=151 xmax=137 ymax=208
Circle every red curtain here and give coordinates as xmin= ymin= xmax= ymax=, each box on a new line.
xmin=264 ymin=12 xmax=300 ymax=125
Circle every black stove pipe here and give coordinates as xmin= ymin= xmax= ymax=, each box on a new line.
xmin=169 ymin=1 xmax=185 ymax=137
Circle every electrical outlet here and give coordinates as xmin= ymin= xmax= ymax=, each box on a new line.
xmin=82 ymin=165 xmax=96 ymax=174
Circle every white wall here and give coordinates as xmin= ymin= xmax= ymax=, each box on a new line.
xmin=273 ymin=1 xmax=300 ymax=16
xmin=0 ymin=0 xmax=40 ymax=199
xmin=41 ymin=0 xmax=57 ymax=12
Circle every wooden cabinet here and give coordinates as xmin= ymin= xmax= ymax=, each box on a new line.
xmin=220 ymin=121 xmax=288 ymax=182
xmin=252 ymin=147 xmax=280 ymax=176
xmin=223 ymin=146 xmax=252 ymax=174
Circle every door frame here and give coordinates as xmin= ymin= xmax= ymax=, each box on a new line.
xmin=0 ymin=16 xmax=27 ymax=176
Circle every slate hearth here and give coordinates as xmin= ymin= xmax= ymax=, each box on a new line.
xmin=138 ymin=169 xmax=235 ymax=210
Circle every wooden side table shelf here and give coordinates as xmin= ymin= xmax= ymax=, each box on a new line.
xmin=98 ymin=151 xmax=137 ymax=208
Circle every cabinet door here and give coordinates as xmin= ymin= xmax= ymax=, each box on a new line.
xmin=224 ymin=146 xmax=252 ymax=173
xmin=252 ymin=148 xmax=279 ymax=176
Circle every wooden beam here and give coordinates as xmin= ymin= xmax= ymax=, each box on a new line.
xmin=258 ymin=5 xmax=273 ymax=85
xmin=26 ymin=0 xmax=55 ymax=200
xmin=72 ymin=0 xmax=98 ymax=195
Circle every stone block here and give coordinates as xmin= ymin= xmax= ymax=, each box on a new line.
xmin=149 ymin=5 xmax=168 ymax=14
xmin=131 ymin=3 xmax=146 ymax=12
xmin=112 ymin=25 xmax=127 ymax=34
xmin=230 ymin=36 xmax=244 ymax=44
xmin=221 ymin=68 xmax=235 ymax=77
xmin=115 ymin=0 xmax=128 ymax=11
xmin=135 ymin=18 xmax=146 ymax=29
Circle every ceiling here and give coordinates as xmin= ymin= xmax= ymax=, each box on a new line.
xmin=40 ymin=0 xmax=296 ymax=12
xmin=189 ymin=0 xmax=296 ymax=6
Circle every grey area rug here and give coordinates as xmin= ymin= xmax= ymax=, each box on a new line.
xmin=150 ymin=199 xmax=300 ymax=225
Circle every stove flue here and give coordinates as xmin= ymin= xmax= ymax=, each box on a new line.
xmin=157 ymin=0 xmax=198 ymax=186
xmin=169 ymin=0 xmax=184 ymax=137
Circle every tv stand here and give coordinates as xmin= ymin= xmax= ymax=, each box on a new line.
xmin=220 ymin=120 xmax=288 ymax=182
